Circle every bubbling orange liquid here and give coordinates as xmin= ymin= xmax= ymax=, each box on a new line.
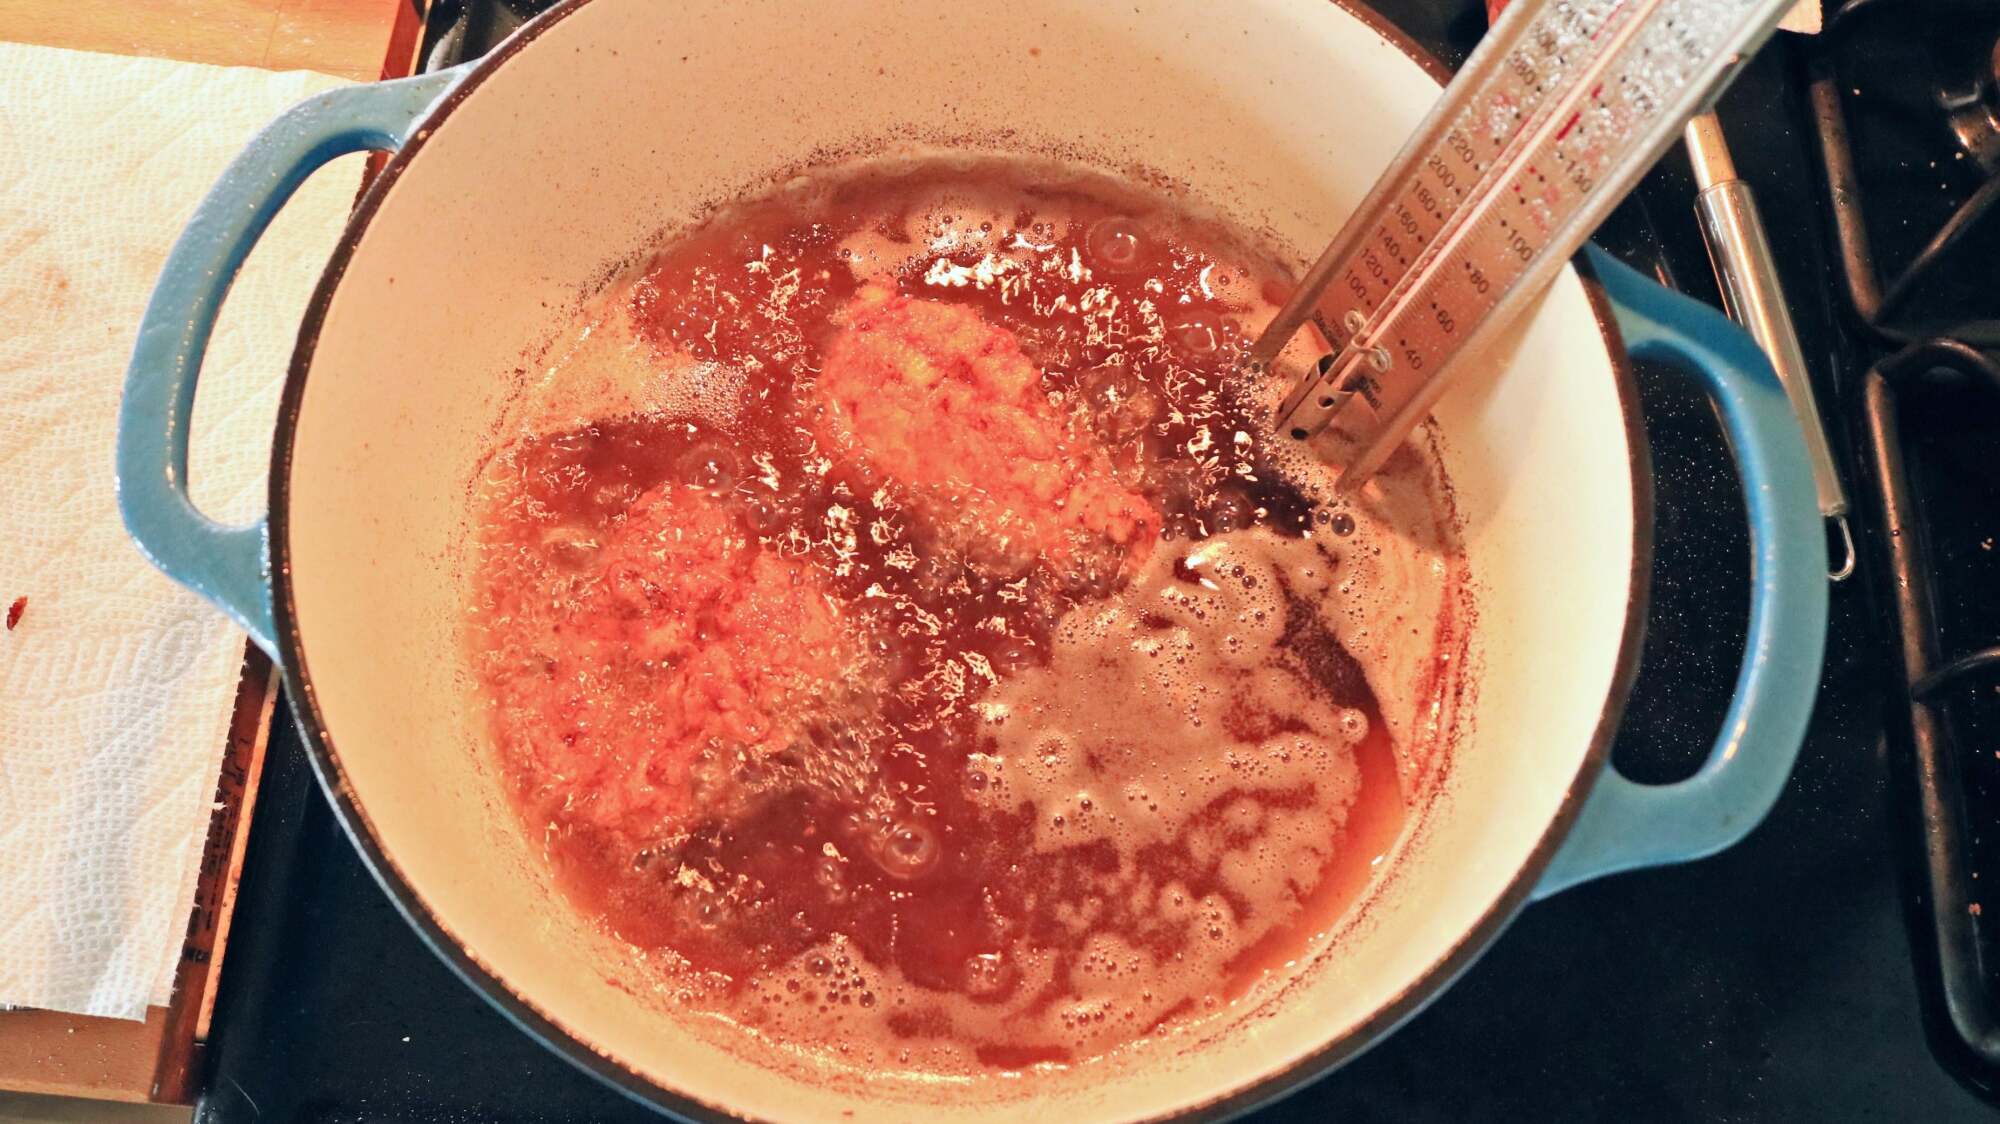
xmin=465 ymin=157 xmax=1464 ymax=1075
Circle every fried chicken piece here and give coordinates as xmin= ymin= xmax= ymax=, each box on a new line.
xmin=813 ymin=287 xmax=1159 ymax=585
xmin=479 ymin=483 xmax=850 ymax=843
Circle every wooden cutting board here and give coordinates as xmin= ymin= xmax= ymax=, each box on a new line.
xmin=0 ymin=0 xmax=425 ymax=1105
xmin=0 ymin=0 xmax=425 ymax=82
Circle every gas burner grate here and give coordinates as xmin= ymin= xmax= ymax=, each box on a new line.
xmin=1811 ymin=0 xmax=2000 ymax=345
xmin=1855 ymin=341 xmax=2000 ymax=1102
xmin=1817 ymin=0 xmax=2000 ymax=1100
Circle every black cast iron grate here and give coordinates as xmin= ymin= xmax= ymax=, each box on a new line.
xmin=1814 ymin=0 xmax=2000 ymax=1104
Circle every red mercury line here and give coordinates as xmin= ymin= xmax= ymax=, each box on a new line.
xmin=1590 ymin=0 xmax=1631 ymax=40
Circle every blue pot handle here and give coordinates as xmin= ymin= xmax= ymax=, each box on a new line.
xmin=117 ymin=66 xmax=471 ymax=658
xmin=1533 ymin=246 xmax=1829 ymax=898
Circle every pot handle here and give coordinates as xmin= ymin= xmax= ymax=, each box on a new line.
xmin=1532 ymin=246 xmax=1829 ymax=899
xmin=117 ymin=66 xmax=471 ymax=658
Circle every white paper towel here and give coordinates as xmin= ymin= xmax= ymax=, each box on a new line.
xmin=0 ymin=43 xmax=358 ymax=1020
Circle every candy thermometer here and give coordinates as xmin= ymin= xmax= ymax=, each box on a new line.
xmin=1254 ymin=0 xmax=1799 ymax=487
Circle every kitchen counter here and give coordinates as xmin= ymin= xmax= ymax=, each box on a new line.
xmin=0 ymin=0 xmax=421 ymax=83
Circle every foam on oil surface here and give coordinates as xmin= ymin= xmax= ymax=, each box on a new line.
xmin=500 ymin=292 xmax=749 ymax=439
xmin=662 ymin=531 xmax=1373 ymax=1072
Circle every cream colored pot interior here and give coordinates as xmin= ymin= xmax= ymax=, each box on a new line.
xmin=284 ymin=1 xmax=1636 ymax=1119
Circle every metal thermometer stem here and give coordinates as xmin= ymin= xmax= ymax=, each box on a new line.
xmin=1256 ymin=0 xmax=1799 ymax=488
xmin=1685 ymin=109 xmax=1856 ymax=580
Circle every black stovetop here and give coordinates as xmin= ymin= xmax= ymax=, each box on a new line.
xmin=191 ymin=2 xmax=1998 ymax=1120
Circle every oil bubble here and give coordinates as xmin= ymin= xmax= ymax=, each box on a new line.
xmin=1086 ymin=217 xmax=1146 ymax=273
xmin=680 ymin=439 xmax=742 ymax=491
xmin=1169 ymin=311 xmax=1224 ymax=359
xmin=814 ymin=856 xmax=850 ymax=902
xmin=964 ymin=952 xmax=1015 ymax=998
xmin=1205 ymin=490 xmax=1256 ymax=534
xmin=1339 ymin=708 xmax=1369 ymax=741
xmin=875 ymin=818 xmax=941 ymax=880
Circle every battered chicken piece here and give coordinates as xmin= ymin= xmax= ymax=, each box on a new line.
xmin=813 ymin=286 xmax=1159 ymax=585
xmin=478 ymin=481 xmax=851 ymax=845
